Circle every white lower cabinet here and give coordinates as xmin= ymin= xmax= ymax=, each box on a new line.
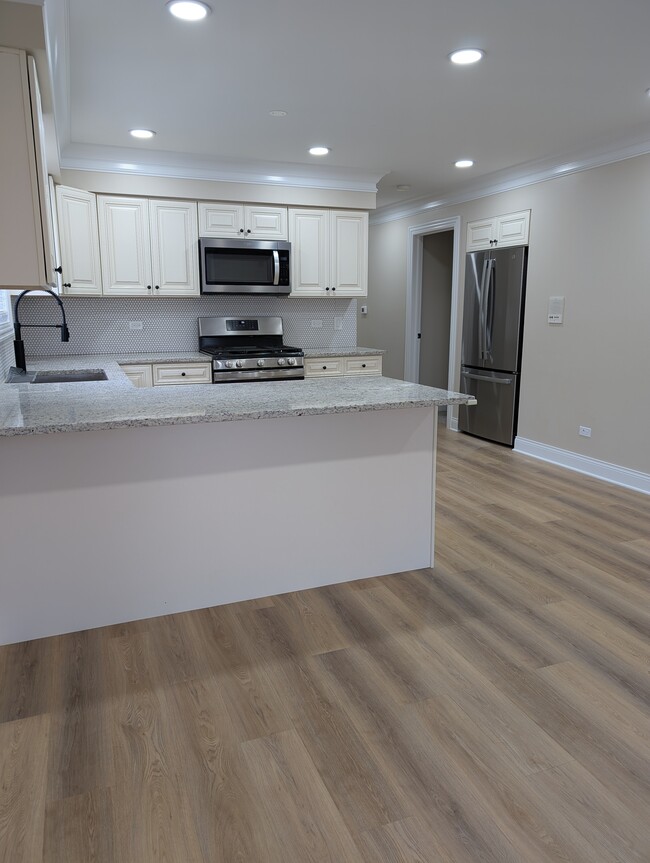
xmin=121 ymin=364 xmax=154 ymax=388
xmin=304 ymin=355 xmax=382 ymax=378
xmin=152 ymin=362 xmax=211 ymax=385
xmin=120 ymin=362 xmax=211 ymax=387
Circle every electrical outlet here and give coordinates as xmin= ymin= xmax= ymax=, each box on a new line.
xmin=311 ymin=319 xmax=323 ymax=328
xmin=360 ymin=305 xmax=368 ymax=315
xmin=579 ymin=426 xmax=592 ymax=437
xmin=334 ymin=316 xmax=343 ymax=330
xmin=128 ymin=321 xmax=143 ymax=330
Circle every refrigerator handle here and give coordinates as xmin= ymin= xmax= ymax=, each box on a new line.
xmin=486 ymin=259 xmax=495 ymax=360
xmin=461 ymin=370 xmax=513 ymax=385
xmin=478 ymin=258 xmax=490 ymax=360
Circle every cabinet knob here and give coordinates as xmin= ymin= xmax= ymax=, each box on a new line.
xmin=181 ymin=372 xmax=186 ymax=377
xmin=154 ymin=285 xmax=160 ymax=290
xmin=62 ymin=282 xmax=71 ymax=288
xmin=362 ymin=363 xmax=366 ymax=368
xmin=147 ymin=285 xmax=152 ymax=290
xmin=325 ymin=287 xmax=330 ymax=291
xmin=54 ymin=265 xmax=63 ymax=274
xmin=246 ymin=229 xmax=251 ymax=234
xmin=239 ymin=228 xmax=244 ymax=233
xmin=332 ymin=287 xmax=336 ymax=292
xmin=323 ymin=365 xmax=327 ymax=370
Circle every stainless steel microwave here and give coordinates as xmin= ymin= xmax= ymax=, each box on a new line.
xmin=199 ymin=238 xmax=291 ymax=295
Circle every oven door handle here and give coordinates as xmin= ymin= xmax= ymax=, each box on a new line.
xmin=272 ymin=251 xmax=280 ymax=286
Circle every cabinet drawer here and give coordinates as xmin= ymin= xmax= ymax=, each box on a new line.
xmin=344 ymin=357 xmax=382 ymax=376
xmin=152 ymin=363 xmax=211 ymax=385
xmin=304 ymin=358 xmax=343 ymax=377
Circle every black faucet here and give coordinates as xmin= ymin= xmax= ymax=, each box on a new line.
xmin=13 ymin=289 xmax=70 ymax=374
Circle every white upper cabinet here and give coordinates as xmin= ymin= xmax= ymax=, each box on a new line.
xmin=56 ymin=186 xmax=102 ymax=296
xmin=199 ymin=203 xmax=288 ymax=239
xmin=466 ymin=210 xmax=530 ymax=251
xmin=289 ymin=209 xmax=368 ymax=297
xmin=0 ymin=48 xmax=56 ymax=290
xmin=289 ymin=209 xmax=330 ymax=296
xmin=149 ymin=200 xmax=199 ymax=296
xmin=98 ymin=196 xmax=199 ymax=296
xmin=330 ymin=211 xmax=368 ymax=298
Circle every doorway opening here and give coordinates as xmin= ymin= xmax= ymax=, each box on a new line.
xmin=404 ymin=217 xmax=462 ymax=430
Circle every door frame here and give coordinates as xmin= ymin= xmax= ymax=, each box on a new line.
xmin=404 ymin=216 xmax=462 ymax=429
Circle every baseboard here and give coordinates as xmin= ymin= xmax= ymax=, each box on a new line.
xmin=514 ymin=437 xmax=650 ymax=496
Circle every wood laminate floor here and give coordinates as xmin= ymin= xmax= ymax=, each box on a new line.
xmin=1 ymin=426 xmax=649 ymax=862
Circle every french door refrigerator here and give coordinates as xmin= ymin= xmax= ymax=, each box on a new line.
xmin=459 ymin=245 xmax=527 ymax=446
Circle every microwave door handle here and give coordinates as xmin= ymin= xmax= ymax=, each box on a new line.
xmin=272 ymin=251 xmax=280 ymax=286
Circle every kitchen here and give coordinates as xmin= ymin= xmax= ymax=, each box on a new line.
xmin=1 ymin=0 xmax=650 ymax=861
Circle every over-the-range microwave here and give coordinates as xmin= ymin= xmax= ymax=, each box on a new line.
xmin=199 ymin=237 xmax=291 ymax=295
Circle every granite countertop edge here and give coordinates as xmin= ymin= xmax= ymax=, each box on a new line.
xmin=1 ymin=354 xmax=475 ymax=437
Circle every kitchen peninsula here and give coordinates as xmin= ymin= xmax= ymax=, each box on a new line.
xmin=0 ymin=358 xmax=475 ymax=645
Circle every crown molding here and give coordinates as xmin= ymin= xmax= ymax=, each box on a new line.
xmin=372 ymin=128 xmax=650 ymax=225
xmin=59 ymin=144 xmax=382 ymax=195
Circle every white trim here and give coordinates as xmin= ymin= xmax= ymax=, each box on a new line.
xmin=0 ymin=292 xmax=13 ymax=340
xmin=405 ymin=218 xmax=461 ymax=431
xmin=59 ymin=148 xmax=382 ymax=195
xmin=372 ymin=131 xmax=650 ymax=225
xmin=514 ymin=437 xmax=650 ymax=496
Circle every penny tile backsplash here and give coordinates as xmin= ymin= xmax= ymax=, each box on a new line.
xmin=13 ymin=296 xmax=357 ymax=357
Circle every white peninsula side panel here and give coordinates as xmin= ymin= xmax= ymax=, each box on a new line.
xmin=0 ymin=407 xmax=437 ymax=645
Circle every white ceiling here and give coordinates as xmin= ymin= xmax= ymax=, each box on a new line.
xmin=45 ymin=0 xmax=650 ymax=206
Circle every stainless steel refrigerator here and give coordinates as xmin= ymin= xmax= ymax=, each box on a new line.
xmin=459 ymin=245 xmax=527 ymax=446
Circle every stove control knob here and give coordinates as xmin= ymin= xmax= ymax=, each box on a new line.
xmin=236 ymin=360 xmax=244 ymax=368
xmin=225 ymin=361 xmax=235 ymax=369
xmin=287 ymin=357 xmax=297 ymax=366
xmin=257 ymin=359 xmax=265 ymax=367
xmin=277 ymin=358 xmax=286 ymax=366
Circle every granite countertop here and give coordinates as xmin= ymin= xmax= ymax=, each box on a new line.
xmin=0 ymin=355 xmax=475 ymax=437
xmin=303 ymin=347 xmax=385 ymax=357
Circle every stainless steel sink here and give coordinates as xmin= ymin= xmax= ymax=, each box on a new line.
xmin=31 ymin=369 xmax=108 ymax=383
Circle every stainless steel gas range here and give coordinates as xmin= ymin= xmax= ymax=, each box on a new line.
xmin=198 ymin=316 xmax=305 ymax=383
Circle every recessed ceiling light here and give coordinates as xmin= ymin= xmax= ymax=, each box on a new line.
xmin=455 ymin=159 xmax=474 ymax=168
xmin=309 ymin=146 xmax=330 ymax=156
xmin=129 ymin=129 xmax=156 ymax=139
xmin=269 ymin=110 xmax=288 ymax=117
xmin=396 ymin=184 xmax=411 ymax=191
xmin=449 ymin=48 xmax=484 ymax=65
xmin=167 ymin=1 xmax=211 ymax=21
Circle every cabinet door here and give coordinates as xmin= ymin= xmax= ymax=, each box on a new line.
xmin=466 ymin=217 xmax=497 ymax=251
xmin=98 ymin=196 xmax=152 ymax=296
xmin=244 ymin=206 xmax=288 ymax=239
xmin=330 ymin=211 xmax=368 ymax=297
xmin=121 ymin=364 xmax=153 ymax=388
xmin=56 ymin=186 xmax=103 ymax=296
xmin=289 ymin=209 xmax=330 ymax=296
xmin=495 ymin=210 xmax=530 ymax=247
xmin=0 ymin=48 xmax=52 ymax=289
xmin=198 ymin=203 xmax=245 ymax=237
xmin=27 ymin=57 xmax=56 ymax=287
xmin=150 ymin=200 xmax=199 ymax=296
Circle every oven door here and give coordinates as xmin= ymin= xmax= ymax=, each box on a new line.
xmin=199 ymin=238 xmax=291 ymax=295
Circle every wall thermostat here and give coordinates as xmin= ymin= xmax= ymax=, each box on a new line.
xmin=548 ymin=296 xmax=565 ymax=324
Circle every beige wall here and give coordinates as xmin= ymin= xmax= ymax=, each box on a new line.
xmin=419 ymin=232 xmax=452 ymax=389
xmin=359 ymin=154 xmax=650 ymax=474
